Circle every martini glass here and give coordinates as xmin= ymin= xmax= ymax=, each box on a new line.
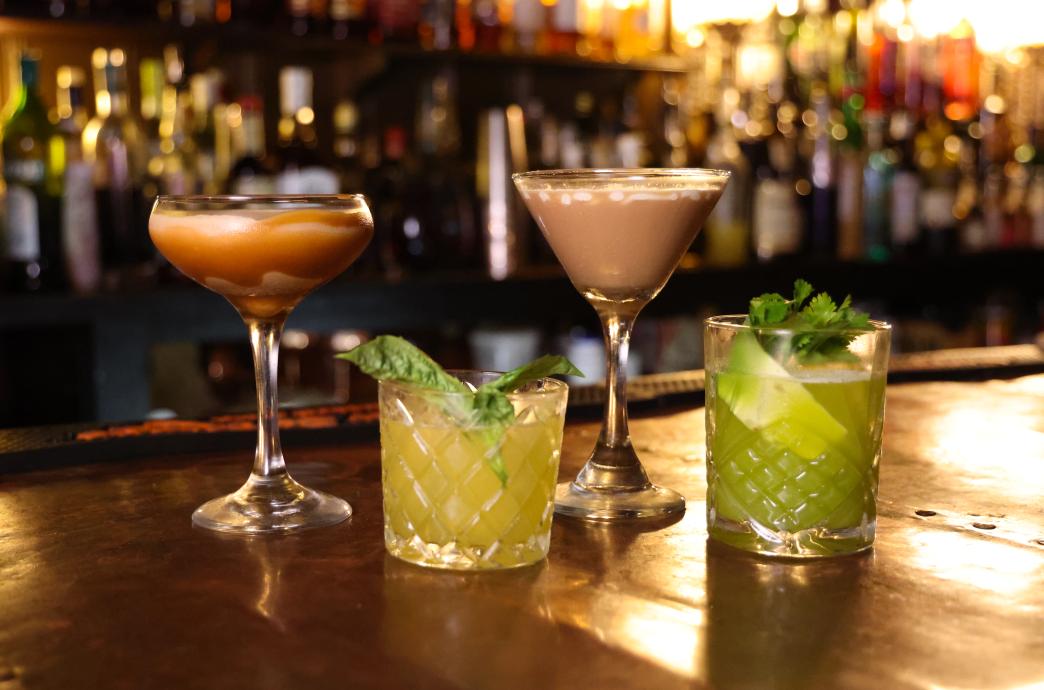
xmin=149 ymin=195 xmax=373 ymax=533
xmin=513 ymin=169 xmax=729 ymax=520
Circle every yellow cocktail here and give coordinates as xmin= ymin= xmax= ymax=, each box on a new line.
xmin=379 ymin=374 xmax=568 ymax=570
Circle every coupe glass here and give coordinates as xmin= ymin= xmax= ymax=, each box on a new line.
xmin=149 ymin=195 xmax=373 ymax=533
xmin=513 ymin=169 xmax=729 ymax=520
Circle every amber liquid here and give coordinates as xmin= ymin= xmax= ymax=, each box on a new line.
xmin=149 ymin=208 xmax=373 ymax=319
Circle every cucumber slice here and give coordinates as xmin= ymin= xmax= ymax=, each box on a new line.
xmin=717 ymin=333 xmax=847 ymax=460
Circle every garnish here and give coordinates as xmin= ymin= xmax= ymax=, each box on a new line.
xmin=747 ymin=279 xmax=871 ymax=363
xmin=337 ymin=336 xmax=582 ymax=485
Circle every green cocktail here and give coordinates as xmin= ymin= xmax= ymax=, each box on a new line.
xmin=704 ymin=285 xmax=890 ymax=557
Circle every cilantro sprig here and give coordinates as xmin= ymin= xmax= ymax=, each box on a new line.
xmin=337 ymin=336 xmax=581 ymax=485
xmin=747 ymin=279 xmax=872 ymax=363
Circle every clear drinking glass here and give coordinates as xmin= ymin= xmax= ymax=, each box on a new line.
xmin=513 ymin=168 xmax=729 ymax=520
xmin=149 ymin=195 xmax=373 ymax=533
xmin=704 ymin=316 xmax=891 ymax=557
xmin=379 ymin=372 xmax=568 ymax=570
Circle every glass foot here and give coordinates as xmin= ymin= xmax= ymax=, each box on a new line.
xmin=192 ymin=474 xmax=351 ymax=534
xmin=554 ymin=480 xmax=686 ymax=521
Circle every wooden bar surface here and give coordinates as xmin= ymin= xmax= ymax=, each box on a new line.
xmin=1 ymin=375 xmax=1043 ymax=689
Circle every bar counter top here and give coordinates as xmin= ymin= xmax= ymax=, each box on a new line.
xmin=1 ymin=374 xmax=1043 ymax=689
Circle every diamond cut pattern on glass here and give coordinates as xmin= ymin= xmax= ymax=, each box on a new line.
xmin=381 ymin=390 xmax=563 ymax=570
xmin=710 ymin=415 xmax=877 ymax=536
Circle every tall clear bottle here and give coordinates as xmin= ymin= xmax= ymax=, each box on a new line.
xmin=83 ymin=47 xmax=150 ymax=286
xmin=1 ymin=54 xmax=64 ymax=292
xmin=190 ymin=70 xmax=222 ymax=194
xmin=139 ymin=57 xmax=166 ymax=205
xmin=703 ymin=87 xmax=752 ymax=266
xmin=228 ymin=96 xmax=276 ymax=194
xmin=275 ymin=66 xmax=339 ymax=195
xmin=56 ymin=66 xmax=101 ymax=294
xmin=862 ymin=112 xmax=892 ymax=261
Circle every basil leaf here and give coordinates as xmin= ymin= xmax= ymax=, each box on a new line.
xmin=335 ymin=335 xmax=468 ymax=393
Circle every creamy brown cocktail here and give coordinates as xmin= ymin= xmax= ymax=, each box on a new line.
xmin=149 ymin=195 xmax=372 ymax=535
xmin=517 ymin=184 xmax=722 ymax=310
xmin=150 ymin=207 xmax=373 ymax=319
xmin=514 ymin=169 xmax=729 ymax=521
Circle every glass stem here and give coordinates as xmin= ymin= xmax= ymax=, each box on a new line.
xmin=574 ymin=308 xmax=651 ymax=492
xmin=599 ymin=311 xmax=634 ymax=453
xmin=248 ymin=318 xmax=287 ymax=481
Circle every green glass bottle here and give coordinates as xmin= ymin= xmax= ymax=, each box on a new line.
xmin=1 ymin=54 xmax=64 ymax=292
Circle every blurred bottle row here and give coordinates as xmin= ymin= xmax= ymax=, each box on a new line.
xmin=2 ymin=1 xmax=1044 ymax=294
xmin=2 ymin=0 xmax=674 ymax=61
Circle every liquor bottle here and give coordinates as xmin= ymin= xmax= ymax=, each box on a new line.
xmin=420 ymin=0 xmax=455 ymax=49
xmin=370 ymin=126 xmax=409 ymax=277
xmin=228 ymin=96 xmax=276 ymax=194
xmin=329 ymin=0 xmax=368 ymax=39
xmin=578 ymin=0 xmax=610 ymax=60
xmin=415 ymin=70 xmax=476 ymax=269
xmin=547 ymin=0 xmax=579 ymax=55
xmin=611 ymin=0 xmax=658 ymax=61
xmin=286 ymin=0 xmax=311 ymax=34
xmin=889 ymin=109 xmax=921 ymax=256
xmin=275 ymin=67 xmax=339 ymax=195
xmin=703 ymin=87 xmax=751 ymax=267
xmin=916 ymin=83 xmax=960 ymax=256
xmin=56 ymin=67 xmax=101 ymax=294
xmin=806 ymin=82 xmax=837 ymax=257
xmin=455 ymin=0 xmax=477 ymax=50
xmin=333 ymin=99 xmax=364 ymax=194
xmin=835 ymin=1 xmax=864 ymax=261
xmin=1030 ymin=122 xmax=1044 ymax=249
xmin=370 ymin=0 xmax=421 ymax=43
xmin=157 ymin=85 xmax=198 ymax=196
xmin=139 ymin=57 xmax=166 ymax=204
xmin=940 ymin=19 xmax=978 ymax=124
xmin=752 ymin=104 xmax=804 ymax=261
xmin=953 ymin=129 xmax=986 ymax=252
xmin=1 ymin=54 xmax=63 ymax=292
xmin=190 ymin=70 xmax=221 ymax=194
xmin=513 ymin=0 xmax=545 ymax=53
xmin=861 ymin=112 xmax=892 ymax=261
xmin=472 ymin=0 xmax=504 ymax=52
xmin=83 ymin=48 xmax=150 ymax=283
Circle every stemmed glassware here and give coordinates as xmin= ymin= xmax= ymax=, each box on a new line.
xmin=149 ymin=195 xmax=373 ymax=533
xmin=513 ymin=169 xmax=729 ymax=520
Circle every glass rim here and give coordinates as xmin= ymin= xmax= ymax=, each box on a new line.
xmin=512 ymin=167 xmax=732 ymax=183
xmin=153 ymin=194 xmax=367 ymax=209
xmin=378 ymin=370 xmax=569 ymax=399
xmin=706 ymin=314 xmax=892 ymax=335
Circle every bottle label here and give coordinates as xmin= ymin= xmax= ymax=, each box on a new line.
xmin=4 ymin=184 xmax=41 ymax=261
xmin=753 ymin=179 xmax=802 ymax=259
xmin=514 ymin=0 xmax=544 ymax=34
xmin=837 ymin=154 xmax=863 ymax=259
xmin=62 ymin=161 xmax=102 ymax=293
xmin=891 ymin=171 xmax=920 ymax=245
xmin=919 ymin=188 xmax=957 ymax=231
xmin=5 ymin=159 xmax=45 ymax=184
xmin=552 ymin=0 xmax=578 ymax=32
xmin=276 ymin=167 xmax=339 ymax=195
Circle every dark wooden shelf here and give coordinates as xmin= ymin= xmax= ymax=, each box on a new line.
xmin=0 ymin=16 xmax=690 ymax=73
xmin=1 ymin=249 xmax=1040 ymax=423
